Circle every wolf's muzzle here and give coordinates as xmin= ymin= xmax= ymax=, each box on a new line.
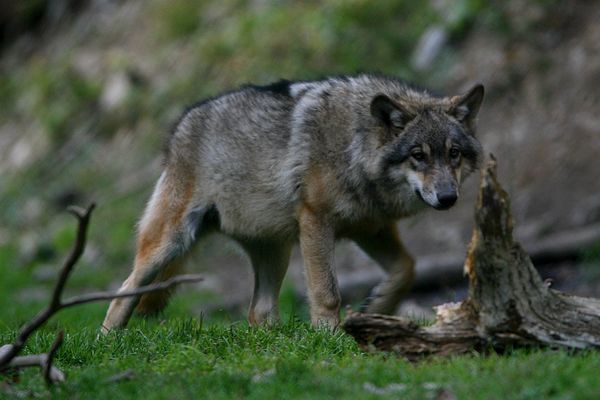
xmin=435 ymin=191 xmax=458 ymax=210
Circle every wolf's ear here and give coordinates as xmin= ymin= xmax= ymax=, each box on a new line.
xmin=450 ymin=84 xmax=484 ymax=125
xmin=370 ymin=94 xmax=413 ymax=130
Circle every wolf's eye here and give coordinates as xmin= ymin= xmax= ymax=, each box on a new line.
xmin=411 ymin=150 xmax=426 ymax=161
xmin=449 ymin=148 xmax=461 ymax=159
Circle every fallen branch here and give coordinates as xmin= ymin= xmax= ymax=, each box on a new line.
xmin=3 ymin=353 xmax=66 ymax=384
xmin=62 ymin=274 xmax=204 ymax=309
xmin=104 ymin=369 xmax=136 ymax=383
xmin=43 ymin=331 xmax=65 ymax=386
xmin=342 ymin=155 xmax=600 ymax=360
xmin=0 ymin=205 xmax=95 ymax=368
xmin=0 ymin=204 xmax=203 ymax=385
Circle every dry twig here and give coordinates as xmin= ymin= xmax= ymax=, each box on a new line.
xmin=0 ymin=204 xmax=203 ymax=385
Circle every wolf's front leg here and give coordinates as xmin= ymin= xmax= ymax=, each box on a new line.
xmin=298 ymin=206 xmax=340 ymax=329
xmin=352 ymin=224 xmax=415 ymax=315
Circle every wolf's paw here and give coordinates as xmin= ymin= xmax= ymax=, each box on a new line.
xmin=311 ymin=313 xmax=340 ymax=331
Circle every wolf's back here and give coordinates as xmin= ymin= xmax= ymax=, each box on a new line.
xmin=163 ymin=84 xmax=302 ymax=237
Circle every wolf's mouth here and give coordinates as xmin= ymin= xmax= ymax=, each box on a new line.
xmin=414 ymin=190 xmax=424 ymax=201
xmin=414 ymin=190 xmax=431 ymax=207
xmin=432 ymin=202 xmax=454 ymax=211
xmin=415 ymin=190 xmax=455 ymax=211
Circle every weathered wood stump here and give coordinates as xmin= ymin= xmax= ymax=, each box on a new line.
xmin=342 ymin=155 xmax=600 ymax=360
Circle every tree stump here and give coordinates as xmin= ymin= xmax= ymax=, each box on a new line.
xmin=342 ymin=155 xmax=600 ymax=360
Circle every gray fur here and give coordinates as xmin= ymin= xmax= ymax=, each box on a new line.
xmin=167 ymin=74 xmax=482 ymax=236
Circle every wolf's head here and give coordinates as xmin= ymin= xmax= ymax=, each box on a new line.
xmin=369 ymin=84 xmax=484 ymax=211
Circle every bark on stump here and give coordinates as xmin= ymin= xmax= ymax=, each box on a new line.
xmin=342 ymin=155 xmax=600 ymax=360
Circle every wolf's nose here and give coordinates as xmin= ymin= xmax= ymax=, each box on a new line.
xmin=437 ymin=192 xmax=457 ymax=209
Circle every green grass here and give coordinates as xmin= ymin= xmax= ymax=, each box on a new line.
xmin=1 ymin=240 xmax=600 ymax=399
xmin=2 ymin=316 xmax=600 ymax=399
xmin=2 ymin=236 xmax=600 ymax=399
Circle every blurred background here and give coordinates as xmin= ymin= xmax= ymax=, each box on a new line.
xmin=1 ymin=0 xmax=599 ymax=325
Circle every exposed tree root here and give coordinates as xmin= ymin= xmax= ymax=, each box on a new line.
xmin=343 ymin=155 xmax=600 ymax=360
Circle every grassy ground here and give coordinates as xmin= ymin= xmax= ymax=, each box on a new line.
xmin=2 ymin=243 xmax=600 ymax=400
xmin=2 ymin=314 xmax=600 ymax=399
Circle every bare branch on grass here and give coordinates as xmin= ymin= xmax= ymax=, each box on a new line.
xmin=43 ymin=331 xmax=65 ymax=386
xmin=0 ymin=204 xmax=203 ymax=385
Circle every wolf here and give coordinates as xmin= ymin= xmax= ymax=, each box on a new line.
xmin=101 ymin=74 xmax=484 ymax=332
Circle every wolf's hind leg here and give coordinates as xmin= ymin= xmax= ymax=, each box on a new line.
xmin=240 ymin=240 xmax=291 ymax=325
xmin=133 ymin=257 xmax=186 ymax=316
xmin=101 ymin=222 xmax=192 ymax=333
xmin=101 ymin=173 xmax=201 ymax=333
xmin=352 ymin=224 xmax=415 ymax=315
